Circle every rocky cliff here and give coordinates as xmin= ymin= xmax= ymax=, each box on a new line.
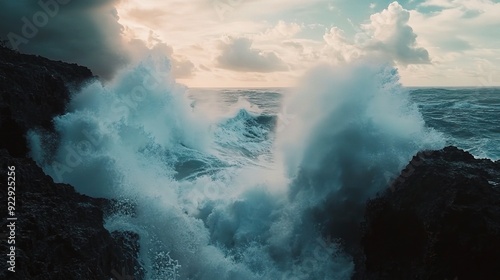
xmin=2 ymin=44 xmax=499 ymax=280
xmin=356 ymin=146 xmax=500 ymax=279
xmin=0 ymin=45 xmax=142 ymax=280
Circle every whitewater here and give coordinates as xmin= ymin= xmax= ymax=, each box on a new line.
xmin=27 ymin=54 xmax=458 ymax=279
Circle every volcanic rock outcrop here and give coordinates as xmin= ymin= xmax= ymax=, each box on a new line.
xmin=356 ymin=146 xmax=500 ymax=279
xmin=0 ymin=45 xmax=141 ymax=280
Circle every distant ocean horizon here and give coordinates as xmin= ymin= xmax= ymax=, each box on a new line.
xmin=3 ymin=0 xmax=499 ymax=277
xmin=29 ymin=60 xmax=499 ymax=279
xmin=188 ymin=86 xmax=499 ymax=161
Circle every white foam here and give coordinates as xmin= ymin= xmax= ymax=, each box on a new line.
xmin=28 ymin=56 xmax=445 ymax=279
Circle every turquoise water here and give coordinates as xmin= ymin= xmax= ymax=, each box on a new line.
xmin=189 ymin=87 xmax=500 ymax=161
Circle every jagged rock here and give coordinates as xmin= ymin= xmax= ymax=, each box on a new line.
xmin=0 ymin=46 xmax=142 ymax=279
xmin=0 ymin=150 xmax=141 ymax=279
xmin=356 ymin=146 xmax=500 ymax=279
xmin=0 ymin=45 xmax=94 ymax=157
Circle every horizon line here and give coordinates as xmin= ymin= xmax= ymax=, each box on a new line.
xmin=187 ymin=86 xmax=500 ymax=89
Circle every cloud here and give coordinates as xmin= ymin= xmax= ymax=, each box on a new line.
xmin=0 ymin=0 xmax=129 ymax=80
xmin=8 ymin=0 xmax=486 ymax=87
xmin=128 ymin=38 xmax=196 ymax=79
xmin=360 ymin=2 xmax=430 ymax=65
xmin=216 ymin=37 xmax=288 ymax=72
xmin=321 ymin=2 xmax=430 ymax=66
xmin=323 ymin=27 xmax=362 ymax=63
xmin=125 ymin=7 xmax=167 ymax=28
xmin=419 ymin=0 xmax=456 ymax=8
xmin=410 ymin=1 xmax=500 ymax=48
xmin=283 ymin=41 xmax=304 ymax=52
xmin=262 ymin=21 xmax=302 ymax=39
xmin=399 ymin=0 xmax=500 ymax=86
xmin=172 ymin=57 xmax=195 ymax=78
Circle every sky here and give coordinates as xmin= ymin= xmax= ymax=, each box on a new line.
xmin=1 ymin=0 xmax=499 ymax=87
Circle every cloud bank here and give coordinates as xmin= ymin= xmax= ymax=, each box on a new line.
xmin=323 ymin=2 xmax=430 ymax=66
xmin=361 ymin=2 xmax=430 ymax=65
xmin=0 ymin=0 xmax=128 ymax=80
xmin=217 ymin=37 xmax=288 ymax=72
xmin=1 ymin=0 xmax=497 ymax=86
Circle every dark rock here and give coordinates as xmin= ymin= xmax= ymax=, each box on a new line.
xmin=111 ymin=231 xmax=145 ymax=279
xmin=0 ymin=45 xmax=94 ymax=157
xmin=0 ymin=45 xmax=142 ymax=279
xmin=0 ymin=150 xmax=142 ymax=279
xmin=355 ymin=146 xmax=500 ymax=279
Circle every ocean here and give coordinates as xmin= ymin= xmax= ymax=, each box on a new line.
xmin=409 ymin=88 xmax=499 ymax=161
xmin=27 ymin=58 xmax=499 ymax=279
xmin=187 ymin=87 xmax=500 ymax=162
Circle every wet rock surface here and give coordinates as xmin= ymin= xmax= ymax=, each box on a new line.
xmin=356 ymin=146 xmax=500 ymax=279
xmin=0 ymin=46 xmax=141 ymax=280
xmin=2 ymin=44 xmax=499 ymax=280
xmin=0 ymin=151 xmax=141 ymax=280
xmin=0 ymin=45 xmax=93 ymax=157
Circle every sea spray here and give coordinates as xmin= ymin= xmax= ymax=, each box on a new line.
xmin=28 ymin=54 xmax=443 ymax=279
xmin=275 ymin=62 xmax=444 ymax=250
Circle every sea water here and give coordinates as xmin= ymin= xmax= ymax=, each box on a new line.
xmin=27 ymin=56 xmax=498 ymax=279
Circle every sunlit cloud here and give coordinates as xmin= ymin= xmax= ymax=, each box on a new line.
xmin=2 ymin=0 xmax=496 ymax=86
